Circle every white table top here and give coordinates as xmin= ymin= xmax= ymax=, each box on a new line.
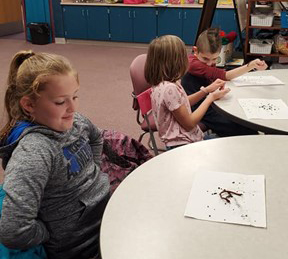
xmin=213 ymin=69 xmax=288 ymax=134
xmin=100 ymin=135 xmax=288 ymax=259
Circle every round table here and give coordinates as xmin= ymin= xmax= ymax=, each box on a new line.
xmin=100 ymin=135 xmax=288 ymax=259
xmin=213 ymin=69 xmax=288 ymax=134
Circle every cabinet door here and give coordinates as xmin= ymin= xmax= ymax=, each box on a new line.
xmin=110 ymin=7 xmax=133 ymax=42
xmin=158 ymin=8 xmax=182 ymax=38
xmin=182 ymin=8 xmax=201 ymax=45
xmin=86 ymin=6 xmax=109 ymax=40
xmin=133 ymin=8 xmax=157 ymax=43
xmin=63 ymin=6 xmax=87 ymax=39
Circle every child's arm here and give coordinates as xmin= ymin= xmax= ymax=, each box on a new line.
xmin=86 ymin=117 xmax=103 ymax=167
xmin=187 ymin=79 xmax=226 ymax=106
xmin=0 ymin=137 xmax=51 ymax=249
xmin=225 ymin=59 xmax=268 ymax=80
xmin=172 ymin=88 xmax=230 ymax=131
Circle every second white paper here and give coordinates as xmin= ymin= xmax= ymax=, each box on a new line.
xmin=238 ymin=98 xmax=288 ymax=119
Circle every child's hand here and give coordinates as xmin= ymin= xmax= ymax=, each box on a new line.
xmin=249 ymin=59 xmax=268 ymax=71
xmin=206 ymin=79 xmax=226 ymax=93
xmin=207 ymin=87 xmax=231 ymax=101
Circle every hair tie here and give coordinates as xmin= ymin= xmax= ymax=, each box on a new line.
xmin=17 ymin=52 xmax=35 ymax=67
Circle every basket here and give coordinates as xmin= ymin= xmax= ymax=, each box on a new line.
xmin=251 ymin=13 xmax=274 ymax=26
xmin=274 ymin=34 xmax=288 ymax=55
xmin=249 ymin=39 xmax=273 ymax=54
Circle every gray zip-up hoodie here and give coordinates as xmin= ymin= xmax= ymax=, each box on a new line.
xmin=0 ymin=113 xmax=110 ymax=258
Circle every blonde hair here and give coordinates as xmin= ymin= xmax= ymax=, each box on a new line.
xmin=196 ymin=28 xmax=222 ymax=54
xmin=145 ymin=35 xmax=188 ymax=86
xmin=0 ymin=50 xmax=78 ymax=141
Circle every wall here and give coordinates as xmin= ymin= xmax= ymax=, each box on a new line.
xmin=0 ymin=0 xmax=23 ymax=36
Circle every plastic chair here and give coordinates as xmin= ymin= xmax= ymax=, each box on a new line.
xmin=129 ymin=54 xmax=208 ymax=154
xmin=130 ymin=54 xmax=159 ymax=155
xmin=136 ymin=88 xmax=159 ymax=156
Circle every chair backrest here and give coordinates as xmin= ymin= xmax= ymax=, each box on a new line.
xmin=136 ymin=88 xmax=152 ymax=116
xmin=130 ymin=54 xmax=151 ymax=96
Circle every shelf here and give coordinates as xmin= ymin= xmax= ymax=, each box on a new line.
xmin=248 ymin=25 xmax=288 ymax=29
xmin=244 ymin=0 xmax=288 ymax=61
xmin=247 ymin=52 xmax=288 ymax=57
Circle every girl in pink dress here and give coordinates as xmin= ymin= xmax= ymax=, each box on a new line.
xmin=144 ymin=35 xmax=230 ymax=149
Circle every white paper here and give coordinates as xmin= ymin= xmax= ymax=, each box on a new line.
xmin=231 ymin=75 xmax=284 ymax=86
xmin=238 ymin=98 xmax=288 ymax=119
xmin=184 ymin=171 xmax=266 ymax=228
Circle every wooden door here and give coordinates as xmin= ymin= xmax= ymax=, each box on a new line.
xmin=0 ymin=0 xmax=23 ymax=36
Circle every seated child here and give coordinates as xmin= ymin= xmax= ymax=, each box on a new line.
xmin=144 ymin=35 xmax=230 ymax=149
xmin=0 ymin=50 xmax=110 ymax=259
xmin=181 ymin=28 xmax=268 ymax=137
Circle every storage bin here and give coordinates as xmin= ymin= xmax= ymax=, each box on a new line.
xmin=249 ymin=39 xmax=273 ymax=54
xmin=251 ymin=13 xmax=274 ymax=26
xmin=281 ymin=12 xmax=288 ymax=28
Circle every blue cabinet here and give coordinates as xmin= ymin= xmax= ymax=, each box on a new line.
xmin=110 ymin=7 xmax=156 ymax=43
xmin=133 ymin=8 xmax=157 ymax=43
xmin=63 ymin=5 xmax=109 ymax=40
xmin=158 ymin=8 xmax=182 ymax=38
xmin=63 ymin=6 xmax=86 ymax=39
xmin=182 ymin=8 xmax=201 ymax=45
xmin=158 ymin=8 xmax=200 ymax=45
xmin=110 ymin=7 xmax=133 ymax=42
xmin=57 ymin=5 xmax=236 ymax=44
xmin=87 ymin=7 xmax=110 ymax=40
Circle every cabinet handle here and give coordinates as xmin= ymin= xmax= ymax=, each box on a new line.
xmin=128 ymin=10 xmax=131 ymax=18
xmin=82 ymin=10 xmax=85 ymax=16
xmin=178 ymin=12 xmax=181 ymax=20
xmin=86 ymin=9 xmax=89 ymax=16
xmin=184 ymin=12 xmax=186 ymax=20
xmin=133 ymin=10 xmax=136 ymax=18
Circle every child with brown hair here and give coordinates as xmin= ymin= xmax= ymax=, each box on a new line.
xmin=145 ymin=35 xmax=230 ymax=149
xmin=182 ymin=28 xmax=268 ymax=137
xmin=0 ymin=50 xmax=110 ymax=259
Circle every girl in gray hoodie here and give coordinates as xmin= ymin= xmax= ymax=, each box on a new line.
xmin=0 ymin=51 xmax=110 ymax=259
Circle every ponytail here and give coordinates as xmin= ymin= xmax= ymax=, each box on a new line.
xmin=0 ymin=51 xmax=35 ymax=140
xmin=7 ymin=50 xmax=35 ymax=88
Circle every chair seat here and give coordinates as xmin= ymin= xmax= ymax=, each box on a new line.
xmin=140 ymin=111 xmax=157 ymax=132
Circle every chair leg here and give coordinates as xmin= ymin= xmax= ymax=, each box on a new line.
xmin=138 ymin=132 xmax=148 ymax=143
xmin=143 ymin=115 xmax=159 ymax=156
xmin=149 ymin=132 xmax=159 ymax=156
